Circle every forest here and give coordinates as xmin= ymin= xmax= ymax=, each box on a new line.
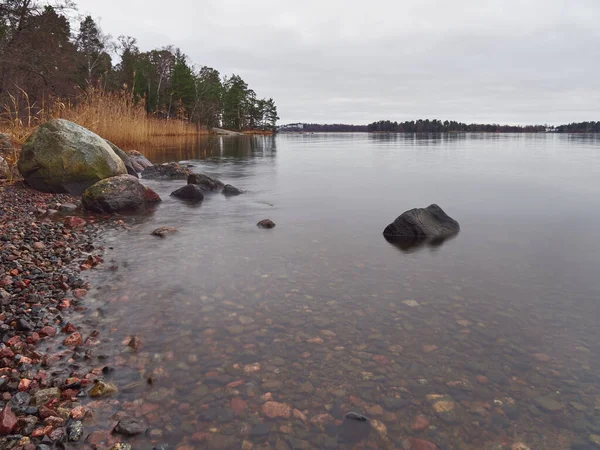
xmin=554 ymin=122 xmax=600 ymax=133
xmin=0 ymin=0 xmax=278 ymax=137
xmin=367 ymin=119 xmax=546 ymax=133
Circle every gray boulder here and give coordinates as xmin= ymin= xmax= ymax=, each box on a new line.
xmin=105 ymin=140 xmax=138 ymax=177
xmin=82 ymin=175 xmax=161 ymax=213
xmin=383 ymin=204 xmax=459 ymax=239
xmin=17 ymin=119 xmax=126 ymax=194
xmin=188 ymin=173 xmax=224 ymax=191
xmin=143 ymin=162 xmax=190 ymax=180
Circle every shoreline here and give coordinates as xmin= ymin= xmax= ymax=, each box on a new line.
xmin=0 ymin=182 xmax=125 ymax=448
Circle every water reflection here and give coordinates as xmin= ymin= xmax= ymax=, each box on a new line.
xmin=138 ymin=134 xmax=277 ymax=164
xmin=77 ymin=132 xmax=600 ymax=450
xmin=384 ymin=233 xmax=458 ymax=253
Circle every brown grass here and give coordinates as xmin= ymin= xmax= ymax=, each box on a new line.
xmin=0 ymin=87 xmax=208 ymax=150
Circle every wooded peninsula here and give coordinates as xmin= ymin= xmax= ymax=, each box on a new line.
xmin=0 ymin=0 xmax=279 ymax=147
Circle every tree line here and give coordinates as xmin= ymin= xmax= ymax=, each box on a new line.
xmin=554 ymin=122 xmax=600 ymax=133
xmin=0 ymin=0 xmax=278 ymax=131
xmin=367 ymin=120 xmax=546 ymax=133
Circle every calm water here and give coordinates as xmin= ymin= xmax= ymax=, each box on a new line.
xmin=82 ymin=133 xmax=600 ymax=450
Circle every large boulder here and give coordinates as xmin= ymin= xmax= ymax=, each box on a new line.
xmin=17 ymin=119 xmax=126 ymax=194
xmin=82 ymin=175 xmax=161 ymax=213
xmin=105 ymin=140 xmax=138 ymax=177
xmin=383 ymin=204 xmax=459 ymax=240
xmin=188 ymin=173 xmax=224 ymax=191
xmin=143 ymin=162 xmax=190 ymax=180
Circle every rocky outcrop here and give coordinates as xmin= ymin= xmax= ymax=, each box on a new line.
xmin=142 ymin=162 xmax=191 ymax=180
xmin=222 ymin=184 xmax=243 ymax=196
xmin=383 ymin=204 xmax=459 ymax=240
xmin=105 ymin=140 xmax=138 ymax=177
xmin=187 ymin=173 xmax=224 ymax=191
xmin=17 ymin=119 xmax=126 ymax=194
xmin=170 ymin=184 xmax=204 ymax=202
xmin=82 ymin=175 xmax=161 ymax=213
xmin=127 ymin=150 xmax=153 ymax=171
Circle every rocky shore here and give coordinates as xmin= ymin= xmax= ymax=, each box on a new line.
xmin=0 ymin=182 xmax=126 ymax=449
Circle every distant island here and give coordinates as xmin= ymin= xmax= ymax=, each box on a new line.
xmin=279 ymin=120 xmax=600 ymax=133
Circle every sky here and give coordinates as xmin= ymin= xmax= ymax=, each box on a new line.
xmin=75 ymin=0 xmax=600 ymax=125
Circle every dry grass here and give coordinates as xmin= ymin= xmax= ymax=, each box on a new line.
xmin=0 ymin=87 xmax=208 ymax=149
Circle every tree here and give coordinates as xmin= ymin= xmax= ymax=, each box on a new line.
xmin=170 ymin=50 xmax=195 ymax=119
xmin=194 ymin=66 xmax=221 ymax=128
xmin=76 ymin=16 xmax=112 ymax=86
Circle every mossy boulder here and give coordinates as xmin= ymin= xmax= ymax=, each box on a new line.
xmin=82 ymin=175 xmax=161 ymax=213
xmin=17 ymin=119 xmax=126 ymax=194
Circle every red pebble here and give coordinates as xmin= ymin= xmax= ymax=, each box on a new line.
xmin=0 ymin=405 xmax=17 ymax=436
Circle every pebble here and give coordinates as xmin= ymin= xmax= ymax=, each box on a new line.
xmin=262 ymin=402 xmax=291 ymax=418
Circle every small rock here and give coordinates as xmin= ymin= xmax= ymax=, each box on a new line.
xmin=344 ymin=412 xmax=367 ymax=421
xmin=152 ymin=226 xmax=178 ymax=238
xmin=405 ymin=438 xmax=438 ymax=450
xmin=109 ymin=444 xmax=132 ymax=450
xmin=58 ymin=203 xmax=78 ymax=211
xmin=170 ymin=184 xmax=204 ymax=202
xmin=64 ymin=217 xmax=86 ymax=228
xmin=534 ymin=396 xmax=563 ymax=412
xmin=262 ymin=402 xmax=291 ymax=419
xmin=88 ymin=380 xmax=118 ymax=398
xmin=67 ymin=421 xmax=83 ymax=442
xmin=402 ymin=300 xmax=420 ymax=307
xmin=222 ymin=184 xmax=243 ymax=196
xmin=63 ymin=332 xmax=83 ymax=346
xmin=31 ymin=388 xmax=60 ymax=406
xmin=114 ymin=417 xmax=145 ymax=436
xmin=411 ymin=414 xmax=430 ymax=431
xmin=0 ymin=406 xmax=17 ymax=436
xmin=257 ymin=219 xmax=276 ymax=229
xmin=422 ymin=344 xmax=438 ymax=353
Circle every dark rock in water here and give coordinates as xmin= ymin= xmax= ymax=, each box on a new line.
xmin=383 ymin=204 xmax=459 ymax=239
xmin=152 ymin=227 xmax=178 ymax=238
xmin=17 ymin=119 xmax=127 ymax=195
xmin=257 ymin=219 xmax=276 ymax=229
xmin=105 ymin=140 xmax=138 ymax=177
xmin=127 ymin=150 xmax=153 ymax=170
xmin=250 ymin=424 xmax=271 ymax=437
xmin=344 ymin=412 xmax=368 ymax=421
xmin=187 ymin=173 xmax=225 ymax=191
xmin=339 ymin=412 xmax=371 ymax=444
xmin=82 ymin=175 xmax=161 ymax=213
xmin=383 ymin=204 xmax=459 ymax=251
xmin=143 ymin=162 xmax=191 ymax=180
xmin=170 ymin=184 xmax=204 ymax=202
xmin=113 ymin=417 xmax=146 ymax=436
xmin=222 ymin=184 xmax=243 ymax=196
xmin=383 ymin=204 xmax=460 ymax=239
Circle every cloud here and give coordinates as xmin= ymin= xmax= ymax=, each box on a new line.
xmin=76 ymin=0 xmax=600 ymax=124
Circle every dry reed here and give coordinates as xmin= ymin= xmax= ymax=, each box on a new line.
xmin=0 ymin=87 xmax=208 ymax=150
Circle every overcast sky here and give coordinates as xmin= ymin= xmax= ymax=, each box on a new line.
xmin=76 ymin=0 xmax=599 ymax=125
